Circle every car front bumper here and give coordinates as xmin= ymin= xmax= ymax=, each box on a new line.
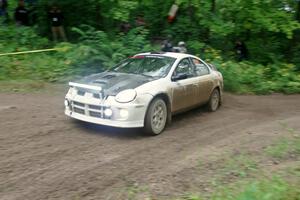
xmin=65 ymin=108 xmax=144 ymax=128
xmin=64 ymin=91 xmax=152 ymax=128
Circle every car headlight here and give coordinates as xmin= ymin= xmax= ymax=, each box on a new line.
xmin=64 ymin=99 xmax=69 ymax=107
xmin=67 ymin=87 xmax=74 ymax=95
xmin=115 ymin=89 xmax=137 ymax=103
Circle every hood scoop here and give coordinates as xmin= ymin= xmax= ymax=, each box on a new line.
xmin=102 ymin=74 xmax=117 ymax=79
xmin=93 ymin=80 xmax=107 ymax=84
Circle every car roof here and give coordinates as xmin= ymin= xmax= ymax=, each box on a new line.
xmin=135 ymin=52 xmax=198 ymax=60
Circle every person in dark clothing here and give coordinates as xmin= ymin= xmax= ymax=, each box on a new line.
xmin=0 ymin=0 xmax=7 ymax=12
xmin=135 ymin=15 xmax=146 ymax=27
xmin=0 ymin=0 xmax=9 ymax=23
xmin=26 ymin=0 xmax=38 ymax=25
xmin=161 ymin=35 xmax=173 ymax=52
xmin=235 ymin=40 xmax=248 ymax=61
xmin=120 ymin=22 xmax=131 ymax=34
xmin=48 ymin=5 xmax=67 ymax=42
xmin=14 ymin=0 xmax=29 ymax=26
xmin=161 ymin=39 xmax=173 ymax=52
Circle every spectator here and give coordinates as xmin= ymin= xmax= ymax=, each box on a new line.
xmin=235 ymin=40 xmax=248 ymax=61
xmin=173 ymin=41 xmax=187 ymax=53
xmin=120 ymin=22 xmax=131 ymax=34
xmin=48 ymin=5 xmax=67 ymax=42
xmin=14 ymin=0 xmax=29 ymax=26
xmin=161 ymin=35 xmax=173 ymax=52
xmin=135 ymin=15 xmax=146 ymax=27
xmin=177 ymin=41 xmax=187 ymax=53
xmin=26 ymin=0 xmax=38 ymax=25
xmin=0 ymin=0 xmax=9 ymax=24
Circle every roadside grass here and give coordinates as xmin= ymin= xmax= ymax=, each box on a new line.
xmin=175 ymin=124 xmax=300 ymax=200
xmin=205 ymin=153 xmax=260 ymax=190
xmin=0 ymin=79 xmax=68 ymax=93
xmin=265 ymin=123 xmax=300 ymax=159
xmin=0 ymin=80 xmax=46 ymax=92
xmin=286 ymin=164 xmax=300 ymax=177
xmin=181 ymin=177 xmax=300 ymax=200
xmin=121 ymin=183 xmax=150 ymax=200
xmin=265 ymin=137 xmax=300 ymax=159
xmin=220 ymin=154 xmax=258 ymax=178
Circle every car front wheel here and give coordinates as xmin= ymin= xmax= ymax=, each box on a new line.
xmin=144 ymin=98 xmax=168 ymax=135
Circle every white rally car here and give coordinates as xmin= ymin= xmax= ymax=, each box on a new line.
xmin=65 ymin=52 xmax=223 ymax=135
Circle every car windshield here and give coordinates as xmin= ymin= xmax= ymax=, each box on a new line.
xmin=110 ymin=55 xmax=176 ymax=78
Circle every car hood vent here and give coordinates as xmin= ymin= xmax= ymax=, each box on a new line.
xmin=102 ymin=74 xmax=116 ymax=79
xmin=93 ymin=80 xmax=107 ymax=84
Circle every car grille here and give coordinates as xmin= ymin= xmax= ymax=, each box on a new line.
xmin=93 ymin=93 xmax=100 ymax=99
xmin=77 ymin=90 xmax=85 ymax=96
xmin=73 ymin=107 xmax=85 ymax=114
xmin=73 ymin=101 xmax=85 ymax=107
xmin=88 ymin=104 xmax=102 ymax=110
xmin=89 ymin=111 xmax=102 ymax=118
xmin=71 ymin=101 xmax=110 ymax=119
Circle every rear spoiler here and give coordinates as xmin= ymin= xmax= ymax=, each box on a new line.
xmin=69 ymin=82 xmax=102 ymax=91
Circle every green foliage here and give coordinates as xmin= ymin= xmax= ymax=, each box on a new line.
xmin=0 ymin=26 xmax=49 ymax=52
xmin=222 ymin=154 xmax=258 ymax=178
xmin=266 ymin=137 xmax=300 ymax=159
xmin=0 ymin=25 xmax=299 ymax=94
xmin=0 ymin=80 xmax=46 ymax=92
xmin=202 ymin=47 xmax=300 ymax=94
xmin=0 ymin=25 xmax=156 ymax=81
xmin=0 ymin=26 xmax=62 ymax=81
xmin=123 ymin=184 xmax=149 ymax=200
xmin=182 ymin=177 xmax=300 ymax=200
xmin=265 ymin=138 xmax=292 ymax=159
xmin=66 ymin=25 xmax=154 ymax=72
xmin=213 ymin=177 xmax=300 ymax=200
xmin=3 ymin=0 xmax=300 ymax=66
xmin=1 ymin=0 xmax=300 ymax=94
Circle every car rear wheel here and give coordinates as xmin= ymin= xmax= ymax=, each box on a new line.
xmin=144 ymin=98 xmax=167 ymax=135
xmin=207 ymin=88 xmax=220 ymax=112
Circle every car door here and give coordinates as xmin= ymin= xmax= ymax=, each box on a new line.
xmin=190 ymin=58 xmax=214 ymax=105
xmin=171 ymin=58 xmax=199 ymax=112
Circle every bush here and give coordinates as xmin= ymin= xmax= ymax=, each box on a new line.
xmin=0 ymin=25 xmax=157 ymax=81
xmin=63 ymin=25 xmax=155 ymax=74
xmin=199 ymin=46 xmax=300 ymax=94
xmin=0 ymin=25 xmax=299 ymax=94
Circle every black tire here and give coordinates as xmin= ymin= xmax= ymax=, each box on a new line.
xmin=207 ymin=88 xmax=220 ymax=112
xmin=144 ymin=98 xmax=168 ymax=135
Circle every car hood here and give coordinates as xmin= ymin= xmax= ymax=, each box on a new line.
xmin=76 ymin=72 xmax=155 ymax=96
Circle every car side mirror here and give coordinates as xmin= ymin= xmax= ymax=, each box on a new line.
xmin=208 ymin=63 xmax=218 ymax=71
xmin=171 ymin=73 xmax=188 ymax=81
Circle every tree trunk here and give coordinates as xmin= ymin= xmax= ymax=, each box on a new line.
xmin=205 ymin=0 xmax=216 ymax=42
xmin=211 ymin=0 xmax=216 ymax=13
xmin=95 ymin=3 xmax=102 ymax=29
xmin=286 ymin=1 xmax=300 ymax=61
xmin=296 ymin=0 xmax=300 ymax=22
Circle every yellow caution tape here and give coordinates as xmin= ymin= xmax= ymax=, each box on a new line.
xmin=0 ymin=48 xmax=60 ymax=56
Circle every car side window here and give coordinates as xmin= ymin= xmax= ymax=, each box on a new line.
xmin=191 ymin=58 xmax=210 ymax=76
xmin=173 ymin=58 xmax=194 ymax=78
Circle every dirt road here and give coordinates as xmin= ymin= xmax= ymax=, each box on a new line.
xmin=0 ymin=87 xmax=299 ymax=200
